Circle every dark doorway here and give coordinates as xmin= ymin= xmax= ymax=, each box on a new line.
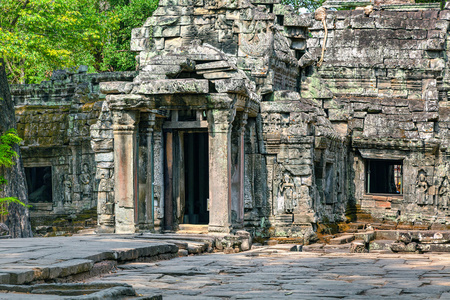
xmin=366 ymin=159 xmax=403 ymax=194
xmin=25 ymin=166 xmax=53 ymax=203
xmin=183 ymin=132 xmax=209 ymax=224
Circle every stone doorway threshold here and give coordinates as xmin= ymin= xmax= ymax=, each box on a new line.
xmin=177 ymin=224 xmax=208 ymax=234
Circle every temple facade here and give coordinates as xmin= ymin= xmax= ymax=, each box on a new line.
xmin=11 ymin=0 xmax=450 ymax=238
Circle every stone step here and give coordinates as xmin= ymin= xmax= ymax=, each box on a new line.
xmin=419 ymin=243 xmax=450 ymax=253
xmin=0 ymin=282 xmax=149 ymax=299
xmin=140 ymin=233 xmax=216 ymax=246
xmin=350 ymin=241 xmax=368 ymax=253
xmin=374 ymin=230 xmax=399 ymax=240
xmin=354 ymin=231 xmax=375 ymax=242
xmin=329 ymin=234 xmax=355 ymax=245
xmin=0 ymin=242 xmax=179 ymax=285
xmin=177 ymin=224 xmax=209 ymax=234
xmin=375 ymin=230 xmax=450 ymax=243
xmin=369 ymin=240 xmax=396 ymax=251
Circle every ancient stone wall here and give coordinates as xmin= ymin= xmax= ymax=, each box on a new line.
xmin=13 ymin=0 xmax=450 ymax=236
xmin=306 ymin=6 xmax=450 ymax=225
xmin=259 ymin=90 xmax=347 ymax=238
xmin=11 ymin=70 xmax=135 ymax=219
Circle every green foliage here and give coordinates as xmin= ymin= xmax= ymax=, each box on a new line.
xmin=0 ymin=0 xmax=119 ymax=84
xmin=415 ymin=0 xmax=445 ymax=9
xmin=281 ymin=0 xmax=326 ymax=12
xmin=0 ymin=129 xmax=30 ymax=214
xmin=0 ymin=129 xmax=22 ymax=168
xmin=100 ymin=0 xmax=159 ymax=72
xmin=0 ymin=197 xmax=31 ymax=215
xmin=0 ymin=0 xmax=159 ymax=84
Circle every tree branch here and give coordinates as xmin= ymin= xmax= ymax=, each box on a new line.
xmin=10 ymin=0 xmax=30 ymax=28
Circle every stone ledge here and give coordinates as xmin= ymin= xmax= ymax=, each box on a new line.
xmin=134 ymin=79 xmax=209 ymax=94
xmin=0 ymin=242 xmax=179 ymax=285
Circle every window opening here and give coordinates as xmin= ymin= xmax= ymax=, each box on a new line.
xmin=366 ymin=159 xmax=403 ymax=194
xmin=25 ymin=166 xmax=53 ymax=202
xmin=178 ymin=110 xmax=197 ymax=121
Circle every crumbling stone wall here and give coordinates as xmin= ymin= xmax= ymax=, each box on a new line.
xmin=14 ymin=0 xmax=450 ymax=237
xmin=260 ymin=91 xmax=348 ymax=238
xmin=11 ymin=69 xmax=135 ymax=219
xmin=96 ymin=0 xmax=349 ymax=236
xmin=306 ymin=5 xmax=450 ymax=225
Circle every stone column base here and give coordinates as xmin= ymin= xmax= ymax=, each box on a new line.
xmin=96 ymin=225 xmax=115 ymax=234
xmin=208 ymin=224 xmax=232 ymax=234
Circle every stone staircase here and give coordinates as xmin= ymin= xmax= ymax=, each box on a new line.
xmin=326 ymin=229 xmax=450 ymax=254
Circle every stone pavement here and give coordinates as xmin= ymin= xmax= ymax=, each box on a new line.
xmin=1 ymin=235 xmax=450 ymax=299
xmin=91 ymin=248 xmax=450 ymax=300
xmin=0 ymin=234 xmax=184 ymax=285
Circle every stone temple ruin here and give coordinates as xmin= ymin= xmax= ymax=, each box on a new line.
xmin=10 ymin=0 xmax=450 ymax=241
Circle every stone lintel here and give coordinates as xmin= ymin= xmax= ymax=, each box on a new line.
xmin=261 ymin=101 xmax=318 ymax=114
xmin=352 ymin=138 xmax=440 ymax=152
xmin=322 ymin=0 xmax=372 ymax=9
xmin=107 ymin=94 xmax=155 ymax=111
xmin=208 ymin=93 xmax=238 ymax=110
xmin=100 ymin=82 xmax=135 ymax=94
xmin=283 ymin=14 xmax=313 ymax=28
xmin=133 ymin=79 xmax=209 ymax=95
xmin=214 ymin=79 xmax=251 ymax=95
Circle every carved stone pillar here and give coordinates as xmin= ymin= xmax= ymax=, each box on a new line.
xmin=237 ymin=110 xmax=248 ymax=226
xmin=208 ymin=108 xmax=235 ymax=233
xmin=112 ymin=110 xmax=139 ymax=234
xmin=152 ymin=119 xmax=164 ymax=232
xmin=138 ymin=113 xmax=156 ymax=230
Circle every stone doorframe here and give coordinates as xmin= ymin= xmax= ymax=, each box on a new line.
xmin=100 ymin=94 xmax=253 ymax=234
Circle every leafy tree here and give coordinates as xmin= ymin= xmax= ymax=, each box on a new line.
xmin=100 ymin=0 xmax=159 ymax=72
xmin=0 ymin=0 xmax=118 ymax=84
xmin=0 ymin=129 xmax=30 ymax=217
xmin=281 ymin=0 xmax=326 ymax=13
xmin=0 ymin=0 xmax=159 ymax=84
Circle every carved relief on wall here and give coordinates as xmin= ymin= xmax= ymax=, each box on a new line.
xmin=262 ymin=113 xmax=281 ymax=134
xmin=63 ymin=175 xmax=72 ymax=204
xmin=416 ymin=169 xmax=429 ymax=205
xmin=280 ymin=173 xmax=297 ymax=213
xmin=439 ymin=176 xmax=449 ymax=209
xmin=97 ymin=169 xmax=114 ymax=215
xmin=204 ymin=0 xmax=237 ymax=9
xmin=80 ymin=163 xmax=92 ymax=201
xmin=215 ymin=15 xmax=233 ymax=43
xmin=273 ymin=163 xmax=298 ymax=214
xmin=239 ymin=20 xmax=273 ymax=57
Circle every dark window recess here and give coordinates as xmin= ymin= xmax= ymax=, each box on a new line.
xmin=25 ymin=167 xmax=53 ymax=203
xmin=366 ymin=160 xmax=403 ymax=194
xmin=276 ymin=15 xmax=284 ymax=26
xmin=178 ymin=110 xmax=197 ymax=121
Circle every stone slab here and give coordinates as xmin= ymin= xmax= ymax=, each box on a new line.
xmin=0 ymin=235 xmax=184 ymax=285
xmin=134 ymin=79 xmax=209 ymax=94
xmin=329 ymin=234 xmax=355 ymax=245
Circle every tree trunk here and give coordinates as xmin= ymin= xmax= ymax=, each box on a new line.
xmin=0 ymin=58 xmax=33 ymax=238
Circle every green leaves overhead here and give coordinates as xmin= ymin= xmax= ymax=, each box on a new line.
xmin=0 ymin=0 xmax=119 ymax=83
xmin=99 ymin=0 xmax=159 ymax=72
xmin=0 ymin=0 xmax=160 ymax=84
